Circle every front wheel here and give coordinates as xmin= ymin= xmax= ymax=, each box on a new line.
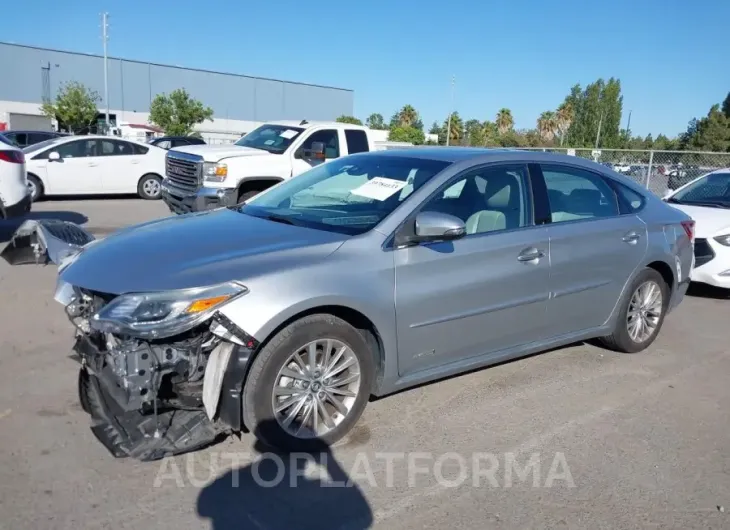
xmin=137 ymin=174 xmax=162 ymax=200
xmin=242 ymin=314 xmax=375 ymax=451
xmin=27 ymin=174 xmax=43 ymax=202
xmin=599 ymin=268 xmax=669 ymax=353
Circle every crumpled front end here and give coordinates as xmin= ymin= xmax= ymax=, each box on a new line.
xmin=63 ymin=283 xmax=258 ymax=461
xmin=1 ymin=219 xmax=95 ymax=266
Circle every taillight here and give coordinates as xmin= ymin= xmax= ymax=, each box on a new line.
xmin=0 ymin=150 xmax=25 ymax=164
xmin=681 ymin=220 xmax=695 ymax=242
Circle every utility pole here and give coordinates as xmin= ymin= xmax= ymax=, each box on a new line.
xmin=101 ymin=12 xmax=110 ymax=131
xmin=595 ymin=110 xmax=604 ymax=149
xmin=445 ymin=75 xmax=455 ymax=146
xmin=625 ymin=110 xmax=632 ymax=137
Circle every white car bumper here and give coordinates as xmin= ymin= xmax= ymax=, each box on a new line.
xmin=691 ymin=237 xmax=730 ymax=289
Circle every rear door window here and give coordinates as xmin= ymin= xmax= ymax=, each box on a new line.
xmin=540 ymin=164 xmax=619 ymax=223
xmin=344 ymin=129 xmax=370 ymax=154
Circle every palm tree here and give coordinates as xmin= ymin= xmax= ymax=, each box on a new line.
xmin=556 ymin=102 xmax=574 ymax=145
xmin=442 ymin=112 xmax=464 ymax=144
xmin=481 ymin=120 xmax=499 ymax=146
xmin=537 ymin=111 xmax=558 ymax=141
xmin=495 ymin=108 xmax=514 ymax=135
xmin=397 ymin=105 xmax=418 ymax=128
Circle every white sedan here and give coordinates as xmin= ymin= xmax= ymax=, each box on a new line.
xmin=23 ymin=135 xmax=167 ymax=201
xmin=664 ymin=168 xmax=730 ymax=290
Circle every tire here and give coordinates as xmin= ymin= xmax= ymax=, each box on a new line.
xmin=238 ymin=189 xmax=261 ymax=204
xmin=78 ymin=368 xmax=92 ymax=414
xmin=599 ymin=268 xmax=669 ymax=353
xmin=242 ymin=314 xmax=375 ymax=451
xmin=137 ymin=174 xmax=163 ymax=200
xmin=27 ymin=174 xmax=43 ymax=202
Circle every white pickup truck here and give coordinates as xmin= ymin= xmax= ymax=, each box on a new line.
xmin=161 ymin=120 xmax=401 ymax=214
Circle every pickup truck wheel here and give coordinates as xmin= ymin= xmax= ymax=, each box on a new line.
xmin=242 ymin=314 xmax=374 ymax=451
xmin=137 ymin=174 xmax=162 ymax=200
xmin=238 ymin=190 xmax=260 ymax=203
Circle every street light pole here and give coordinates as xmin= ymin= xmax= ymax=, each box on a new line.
xmin=102 ymin=12 xmax=110 ymax=131
xmin=445 ymin=75 xmax=455 ymax=146
xmin=595 ymin=110 xmax=604 ymax=149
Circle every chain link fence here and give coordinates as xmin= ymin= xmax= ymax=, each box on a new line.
xmin=515 ymin=147 xmax=730 ymax=197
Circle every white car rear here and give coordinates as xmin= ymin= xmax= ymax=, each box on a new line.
xmin=665 ymin=169 xmax=730 ymax=289
xmin=23 ymin=135 xmax=167 ymax=200
xmin=0 ymin=135 xmax=31 ymax=218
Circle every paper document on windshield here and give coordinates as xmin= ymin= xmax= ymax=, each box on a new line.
xmin=279 ymin=129 xmax=299 ymax=139
xmin=350 ymin=177 xmax=407 ymax=201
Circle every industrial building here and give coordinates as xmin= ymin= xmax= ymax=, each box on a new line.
xmin=0 ymin=42 xmax=354 ymax=142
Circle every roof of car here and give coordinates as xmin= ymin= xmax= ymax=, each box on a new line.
xmin=0 ymin=130 xmax=68 ymax=135
xmin=368 ymin=146 xmax=590 ymax=164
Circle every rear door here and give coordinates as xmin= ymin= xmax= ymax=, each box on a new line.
xmin=99 ymin=139 xmax=146 ymax=193
xmin=537 ymin=163 xmax=648 ymax=336
xmin=344 ymin=129 xmax=370 ymax=155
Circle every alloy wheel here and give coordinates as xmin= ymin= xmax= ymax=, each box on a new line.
xmin=272 ymin=339 xmax=361 ymax=439
xmin=27 ymin=180 xmax=37 ymax=200
xmin=626 ymin=280 xmax=663 ymax=343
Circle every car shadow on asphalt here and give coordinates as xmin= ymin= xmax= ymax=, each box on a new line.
xmin=196 ymin=420 xmax=373 ymax=530
xmin=0 ymin=210 xmax=89 ymax=243
xmin=686 ymin=283 xmax=730 ymax=300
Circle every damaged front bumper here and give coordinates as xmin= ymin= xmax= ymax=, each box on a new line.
xmin=2 ymin=219 xmax=259 ymax=462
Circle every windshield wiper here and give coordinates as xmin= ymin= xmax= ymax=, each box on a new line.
xmin=257 ymin=213 xmax=302 ymax=226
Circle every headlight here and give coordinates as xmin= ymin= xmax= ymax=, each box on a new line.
xmin=90 ymin=281 xmax=247 ymax=339
xmin=204 ymin=162 xmax=228 ymax=182
xmin=714 ymin=234 xmax=730 ymax=247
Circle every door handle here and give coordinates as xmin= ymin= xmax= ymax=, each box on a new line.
xmin=87 ymin=163 xmax=98 ymax=167
xmin=517 ymin=247 xmax=546 ymax=262
xmin=622 ymin=231 xmax=641 ymax=244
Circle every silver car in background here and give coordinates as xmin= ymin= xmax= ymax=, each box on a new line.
xmin=2 ymin=148 xmax=695 ymax=459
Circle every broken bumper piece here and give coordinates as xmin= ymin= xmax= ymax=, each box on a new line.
xmin=0 ymin=219 xmax=95 ymax=266
xmin=81 ymin=369 xmax=222 ymax=462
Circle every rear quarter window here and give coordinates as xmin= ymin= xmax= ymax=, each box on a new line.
xmin=344 ymin=129 xmax=370 ymax=154
xmin=611 ymin=180 xmax=646 ymax=214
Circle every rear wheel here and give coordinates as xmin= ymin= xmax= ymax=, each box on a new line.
xmin=137 ymin=174 xmax=162 ymax=200
xmin=599 ymin=268 xmax=669 ymax=353
xmin=27 ymin=174 xmax=43 ymax=202
xmin=242 ymin=314 xmax=374 ymax=451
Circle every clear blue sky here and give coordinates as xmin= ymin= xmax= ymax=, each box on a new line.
xmin=5 ymin=0 xmax=729 ymax=137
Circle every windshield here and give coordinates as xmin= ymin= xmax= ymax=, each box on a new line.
xmin=241 ymin=153 xmax=451 ymax=235
xmin=22 ymin=137 xmax=63 ymax=154
xmin=234 ymin=124 xmax=305 ymax=154
xmin=669 ymin=171 xmax=730 ymax=208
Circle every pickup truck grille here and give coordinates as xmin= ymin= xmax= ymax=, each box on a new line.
xmin=693 ymin=238 xmax=715 ymax=268
xmin=166 ymin=153 xmax=202 ymax=194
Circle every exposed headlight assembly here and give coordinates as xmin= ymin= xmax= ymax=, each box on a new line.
xmin=203 ymin=161 xmax=228 ymax=182
xmin=713 ymin=234 xmax=730 ymax=247
xmin=90 ymin=281 xmax=247 ymax=339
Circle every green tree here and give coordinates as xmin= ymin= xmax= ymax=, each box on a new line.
xmin=643 ymin=133 xmax=654 ymax=149
xmin=680 ymin=104 xmax=730 ymax=152
xmin=390 ymin=105 xmax=423 ymax=130
xmin=40 ymin=81 xmax=100 ymax=134
xmin=482 ymin=120 xmax=499 ymax=146
xmin=388 ymin=126 xmax=425 ymax=144
xmin=464 ymin=119 xmax=485 ymax=146
xmin=365 ymin=113 xmax=387 ymax=130
xmin=537 ymin=111 xmax=558 ymax=141
xmin=565 ymin=78 xmax=623 ymax=148
xmin=441 ymin=112 xmax=464 ymax=144
xmin=722 ymin=92 xmax=730 ymax=118
xmin=555 ymin=102 xmax=574 ymax=145
xmin=336 ymin=115 xmax=363 ymax=125
xmin=429 ymin=121 xmax=441 ymax=134
xmin=149 ymin=88 xmax=214 ymax=136
xmin=495 ymin=108 xmax=514 ymax=135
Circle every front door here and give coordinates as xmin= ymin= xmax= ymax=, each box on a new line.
xmin=394 ymin=164 xmax=552 ymax=376
xmin=539 ymin=163 xmax=648 ymax=335
xmin=44 ymin=139 xmax=104 ymax=194
xmin=290 ymin=129 xmax=341 ymax=177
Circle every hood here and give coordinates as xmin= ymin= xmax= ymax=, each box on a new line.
xmin=60 ymin=209 xmax=347 ymax=294
xmin=668 ymin=204 xmax=730 ymax=238
xmin=171 ymin=144 xmax=273 ymax=162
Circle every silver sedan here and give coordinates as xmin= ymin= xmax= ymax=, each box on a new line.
xmin=3 ymin=148 xmax=696 ymax=457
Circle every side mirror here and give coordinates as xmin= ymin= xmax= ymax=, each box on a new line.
xmin=48 ymin=151 xmax=60 ymax=161
xmin=397 ymin=211 xmax=466 ymax=246
xmin=295 ymin=141 xmax=326 ymax=160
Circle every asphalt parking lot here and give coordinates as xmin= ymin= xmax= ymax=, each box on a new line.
xmin=1 ymin=198 xmax=729 ymax=530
